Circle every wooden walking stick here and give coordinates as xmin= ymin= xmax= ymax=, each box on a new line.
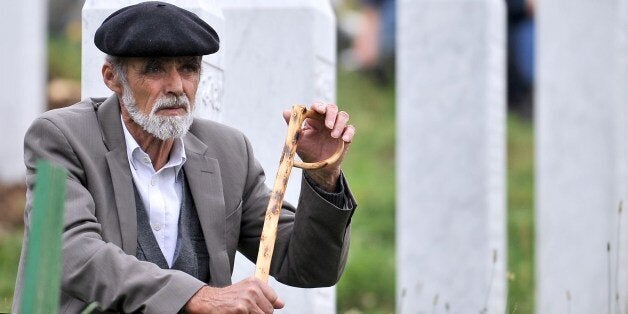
xmin=254 ymin=105 xmax=345 ymax=283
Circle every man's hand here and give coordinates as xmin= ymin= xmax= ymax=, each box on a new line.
xmin=184 ymin=277 xmax=284 ymax=313
xmin=525 ymin=0 xmax=535 ymax=16
xmin=282 ymin=102 xmax=356 ymax=191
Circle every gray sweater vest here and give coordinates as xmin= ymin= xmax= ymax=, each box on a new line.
xmin=133 ymin=172 xmax=209 ymax=283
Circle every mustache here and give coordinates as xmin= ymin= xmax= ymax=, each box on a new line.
xmin=152 ymin=95 xmax=191 ymax=112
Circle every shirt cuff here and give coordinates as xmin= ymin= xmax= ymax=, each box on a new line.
xmin=303 ymin=171 xmax=348 ymax=209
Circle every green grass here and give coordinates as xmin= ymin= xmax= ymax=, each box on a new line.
xmin=0 ymin=230 xmax=23 ymax=312
xmin=336 ymin=71 xmax=396 ymax=313
xmin=48 ymin=35 xmax=82 ymax=80
xmin=506 ymin=114 xmax=535 ymax=313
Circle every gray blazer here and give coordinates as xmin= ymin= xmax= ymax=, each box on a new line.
xmin=12 ymin=95 xmax=355 ymax=313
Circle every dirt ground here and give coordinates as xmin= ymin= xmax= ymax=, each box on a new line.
xmin=0 ymin=184 xmax=26 ymax=235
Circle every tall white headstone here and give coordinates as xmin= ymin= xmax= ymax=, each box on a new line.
xmin=619 ymin=2 xmax=628 ymax=310
xmin=536 ymin=1 xmax=628 ymax=313
xmin=0 ymin=1 xmax=46 ymax=182
xmin=397 ymin=0 xmax=506 ymax=312
xmin=82 ymin=0 xmax=225 ymax=121
xmin=216 ymin=0 xmax=336 ymax=312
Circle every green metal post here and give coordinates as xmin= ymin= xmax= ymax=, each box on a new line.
xmin=20 ymin=161 xmax=67 ymax=314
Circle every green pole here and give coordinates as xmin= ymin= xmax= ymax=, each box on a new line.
xmin=20 ymin=161 xmax=67 ymax=314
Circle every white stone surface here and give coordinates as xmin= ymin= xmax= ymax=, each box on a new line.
xmin=82 ymin=0 xmax=225 ymax=121
xmin=396 ymin=0 xmax=506 ymax=313
xmin=0 ymin=1 xmax=46 ymax=182
xmin=216 ymin=1 xmax=336 ymax=313
xmin=619 ymin=2 xmax=628 ymax=310
xmin=536 ymin=1 xmax=628 ymax=313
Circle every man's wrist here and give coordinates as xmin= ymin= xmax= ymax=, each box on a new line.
xmin=183 ymin=285 xmax=211 ymax=313
xmin=304 ymin=169 xmax=341 ymax=192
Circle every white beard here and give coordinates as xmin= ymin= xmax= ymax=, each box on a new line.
xmin=121 ymin=83 xmax=194 ymax=140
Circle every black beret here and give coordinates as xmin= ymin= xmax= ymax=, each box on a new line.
xmin=94 ymin=1 xmax=219 ymax=57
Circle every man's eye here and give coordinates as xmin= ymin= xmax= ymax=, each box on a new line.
xmin=144 ymin=61 xmax=163 ymax=73
xmin=181 ymin=63 xmax=200 ymax=73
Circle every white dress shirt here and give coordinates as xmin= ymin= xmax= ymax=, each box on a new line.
xmin=121 ymin=117 xmax=187 ymax=267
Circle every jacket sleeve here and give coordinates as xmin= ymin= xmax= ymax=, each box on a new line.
xmin=236 ymin=134 xmax=357 ymax=287
xmin=12 ymin=117 xmax=204 ymax=313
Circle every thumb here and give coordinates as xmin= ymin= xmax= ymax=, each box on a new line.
xmin=282 ymin=109 xmax=291 ymax=124
xmin=273 ymin=297 xmax=285 ymax=309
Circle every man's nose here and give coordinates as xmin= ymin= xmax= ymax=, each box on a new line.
xmin=164 ymin=67 xmax=184 ymax=95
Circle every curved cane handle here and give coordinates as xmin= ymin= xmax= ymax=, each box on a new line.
xmin=292 ymin=108 xmax=345 ymax=170
xmin=254 ymin=105 xmax=345 ymax=282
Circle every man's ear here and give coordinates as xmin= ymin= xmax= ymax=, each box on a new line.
xmin=102 ymin=63 xmax=123 ymax=94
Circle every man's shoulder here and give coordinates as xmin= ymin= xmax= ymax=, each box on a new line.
xmin=38 ymin=97 xmax=102 ymax=125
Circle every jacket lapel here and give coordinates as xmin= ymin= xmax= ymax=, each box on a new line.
xmin=183 ymin=132 xmax=230 ymax=285
xmin=96 ymin=95 xmax=229 ymax=280
xmin=97 ymin=95 xmax=138 ymax=255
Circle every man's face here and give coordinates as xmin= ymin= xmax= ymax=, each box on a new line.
xmin=117 ymin=56 xmax=202 ymax=140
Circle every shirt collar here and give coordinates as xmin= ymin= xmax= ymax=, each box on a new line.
xmin=120 ymin=115 xmax=187 ymax=173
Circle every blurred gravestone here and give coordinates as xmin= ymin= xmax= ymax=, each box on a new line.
xmin=536 ymin=1 xmax=628 ymax=313
xmin=82 ymin=0 xmax=225 ymax=121
xmin=397 ymin=0 xmax=507 ymax=312
xmin=20 ymin=161 xmax=67 ymax=314
xmin=215 ymin=1 xmax=337 ymax=312
xmin=0 ymin=1 xmax=46 ymax=183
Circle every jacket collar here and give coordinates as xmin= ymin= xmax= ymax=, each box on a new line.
xmin=96 ymin=94 xmax=230 ymax=285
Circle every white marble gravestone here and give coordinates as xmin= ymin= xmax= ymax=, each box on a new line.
xmin=82 ymin=0 xmax=225 ymax=121
xmin=216 ymin=1 xmax=337 ymax=313
xmin=0 ymin=1 xmax=46 ymax=182
xmin=397 ymin=0 xmax=506 ymax=312
xmin=536 ymin=1 xmax=628 ymax=313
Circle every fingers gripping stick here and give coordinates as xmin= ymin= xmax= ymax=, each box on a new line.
xmin=254 ymin=105 xmax=344 ymax=282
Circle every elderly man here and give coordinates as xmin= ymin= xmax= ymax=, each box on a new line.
xmin=13 ymin=2 xmax=356 ymax=313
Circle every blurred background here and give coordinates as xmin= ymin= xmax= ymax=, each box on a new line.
xmin=0 ymin=0 xmax=534 ymax=313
